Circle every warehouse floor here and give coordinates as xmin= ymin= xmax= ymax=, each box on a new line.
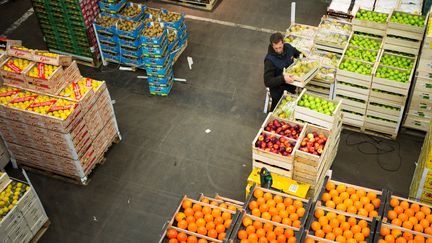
xmin=0 ymin=0 xmax=426 ymax=242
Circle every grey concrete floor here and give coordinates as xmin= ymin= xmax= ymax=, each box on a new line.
xmin=0 ymin=0 xmax=426 ymax=242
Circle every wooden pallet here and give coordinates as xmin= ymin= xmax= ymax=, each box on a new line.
xmin=19 ymin=134 xmax=121 ymax=185
xmin=172 ymin=40 xmax=188 ymax=65
xmin=48 ymin=48 xmax=102 ymax=68
xmin=30 ymin=220 xmax=51 ymax=243
xmin=158 ymin=0 xmax=219 ymax=11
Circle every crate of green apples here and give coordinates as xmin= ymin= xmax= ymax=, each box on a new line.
xmin=283 ymin=58 xmax=320 ymax=87
xmin=384 ymin=34 xmax=422 ymax=51
xmin=294 ymin=90 xmax=342 ymax=129
xmin=379 ymin=50 xmax=416 ymax=70
xmin=352 ymin=9 xmax=389 ymax=35
xmin=373 ymin=65 xmax=414 ymax=95
xmin=335 ymin=80 xmax=371 ymax=101
xmin=367 ymin=99 xmax=402 ymax=120
xmin=369 ymin=88 xmax=407 ymax=105
xmin=337 ymin=57 xmax=375 ymax=82
xmin=388 ymin=11 xmax=426 ymax=35
xmin=343 ymin=44 xmax=379 ymax=63
xmin=284 ymin=34 xmax=314 ymax=56
xmin=348 ymin=32 xmax=383 ymax=50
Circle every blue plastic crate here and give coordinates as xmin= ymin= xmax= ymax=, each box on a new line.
xmin=119 ymin=46 xmax=142 ymax=58
xmin=118 ymin=36 xmax=141 ymax=48
xmin=148 ymin=71 xmax=173 ymax=87
xmin=160 ymin=9 xmax=185 ymax=30
xmin=146 ymin=63 xmax=172 ymax=77
xmin=142 ymin=52 xmax=172 ymax=67
xmin=100 ymin=41 xmax=120 ymax=53
xmin=97 ymin=33 xmax=119 ymax=44
xmin=120 ymin=55 xmax=142 ymax=67
xmin=140 ymin=22 xmax=167 ymax=46
xmin=116 ymin=20 xmax=144 ymax=40
xmin=94 ymin=13 xmax=119 ymax=34
xmin=118 ymin=2 xmax=145 ymax=22
xmin=168 ymin=39 xmax=179 ymax=53
xmin=99 ymin=0 xmax=126 ymax=14
xmin=149 ymin=80 xmax=173 ymax=96
xmin=144 ymin=7 xmax=162 ymax=19
xmin=102 ymin=50 xmax=120 ymax=62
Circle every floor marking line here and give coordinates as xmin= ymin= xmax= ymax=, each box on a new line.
xmin=185 ymin=15 xmax=283 ymax=33
xmin=1 ymin=8 xmax=34 ymax=36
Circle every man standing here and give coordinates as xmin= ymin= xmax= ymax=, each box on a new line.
xmin=264 ymin=32 xmax=301 ymax=111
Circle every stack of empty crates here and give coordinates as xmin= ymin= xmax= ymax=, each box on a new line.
xmin=31 ymin=0 xmax=101 ymax=65
xmin=404 ymin=12 xmax=432 ymax=131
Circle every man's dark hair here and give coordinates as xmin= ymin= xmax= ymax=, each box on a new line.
xmin=270 ymin=32 xmax=284 ymax=44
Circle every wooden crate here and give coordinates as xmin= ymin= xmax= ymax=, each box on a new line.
xmin=387 ymin=11 xmax=426 ymax=39
xmin=369 ymin=88 xmax=407 ymax=105
xmin=341 ymin=110 xmax=365 ymax=127
xmin=0 ymin=57 xmax=34 ymax=87
xmin=33 ymin=51 xmax=72 ymax=66
xmin=384 ymin=35 xmax=422 ymax=49
xmin=198 ymin=194 xmax=243 ymax=210
xmin=284 ymin=59 xmax=320 ymax=88
xmin=382 ymin=42 xmax=421 ymax=55
xmin=368 ymin=96 xmax=404 ymax=114
xmin=252 ymin=128 xmax=300 ymax=171
xmin=372 ymin=64 xmax=414 ymax=96
xmin=287 ymin=23 xmax=318 ymax=39
xmin=335 ymin=80 xmax=371 ymax=101
xmin=23 ymin=63 xmax=65 ymax=91
xmin=0 ymin=172 xmax=11 ymax=191
xmin=366 ymin=101 xmax=404 ymax=123
xmin=374 ymin=221 xmax=432 ymax=242
xmin=336 ymin=58 xmax=375 ymax=83
xmin=364 ymin=116 xmax=399 ymax=136
xmin=261 ymin=114 xmax=305 ymax=139
xmin=408 ymin=98 xmax=432 ymax=113
xmin=294 ymin=90 xmax=342 ymax=129
xmin=403 ymin=114 xmax=430 ymax=131
xmin=335 ymin=95 xmax=368 ymax=110
xmin=6 ymin=46 xmax=33 ymax=60
xmin=252 ymin=159 xmax=293 ymax=178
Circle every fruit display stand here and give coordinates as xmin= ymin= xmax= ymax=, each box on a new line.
xmin=244 ymin=184 xmax=311 ymax=230
xmin=0 ymin=173 xmax=50 ymax=243
xmin=161 ymin=196 xmax=240 ymax=242
xmin=313 ymin=17 xmax=352 ymax=54
xmin=31 ymin=0 xmax=101 ymax=66
xmin=229 ymin=211 xmax=304 ymax=242
xmin=352 ymin=9 xmax=390 ymax=36
xmin=304 ymin=204 xmax=378 ymax=243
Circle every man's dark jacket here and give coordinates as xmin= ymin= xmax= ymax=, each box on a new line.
xmin=264 ymin=43 xmax=301 ymax=94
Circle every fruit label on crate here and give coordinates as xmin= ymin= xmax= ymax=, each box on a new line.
xmin=28 ymin=100 xmax=57 ymax=108
xmin=38 ymin=63 xmax=45 ymax=79
xmin=85 ymin=78 xmax=92 ymax=88
xmin=288 ymin=184 xmax=299 ymax=193
xmin=72 ymin=82 xmax=82 ymax=100
xmin=48 ymin=104 xmax=76 ymax=112
xmin=37 ymin=55 xmax=53 ymax=63
xmin=425 ymin=83 xmax=432 ymax=89
xmin=6 ymin=62 xmax=22 ymax=73
xmin=0 ymin=90 xmax=20 ymax=97
xmin=10 ymin=95 xmax=37 ymax=103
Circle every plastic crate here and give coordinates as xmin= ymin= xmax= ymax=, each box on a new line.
xmin=143 ymin=52 xmax=172 ymax=68
xmin=118 ymin=36 xmax=140 ymax=48
xmin=119 ymin=46 xmax=142 ymax=59
xmin=118 ymin=2 xmax=145 ymax=22
xmin=120 ymin=54 xmax=142 ymax=67
xmin=102 ymin=50 xmax=120 ymax=62
xmin=100 ymin=41 xmax=120 ymax=53
xmin=98 ymin=0 xmax=126 ymax=14
xmin=147 ymin=71 xmax=173 ymax=87
xmin=116 ymin=20 xmax=144 ymax=40
xmin=149 ymin=80 xmax=173 ymax=96
xmin=141 ymin=40 xmax=168 ymax=56
xmin=97 ymin=32 xmax=119 ymax=44
xmin=94 ymin=12 xmax=118 ymax=34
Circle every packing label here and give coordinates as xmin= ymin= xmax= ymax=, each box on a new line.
xmin=38 ymin=63 xmax=45 ymax=79
xmin=6 ymin=62 xmax=22 ymax=73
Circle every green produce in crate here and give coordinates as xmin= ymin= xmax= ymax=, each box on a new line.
xmin=142 ymin=22 xmax=164 ymax=38
xmin=355 ymin=9 xmax=388 ymax=23
xmin=284 ymin=59 xmax=319 ymax=78
xmin=349 ymin=34 xmax=381 ymax=50
xmin=380 ymin=53 xmax=414 ymax=69
xmin=338 ymin=59 xmax=373 ymax=75
xmin=298 ymin=94 xmax=336 ymax=115
xmin=161 ymin=11 xmax=182 ymax=22
xmin=0 ymin=181 xmax=30 ymax=219
xmin=390 ymin=12 xmax=425 ymax=27
xmin=375 ymin=66 xmax=410 ymax=83
xmin=345 ymin=47 xmax=377 ymax=62
xmin=370 ymin=102 xmax=400 ymax=111
xmin=274 ymin=96 xmax=294 ymax=119
xmin=96 ymin=15 xmax=118 ymax=28
xmin=119 ymin=4 xmax=142 ymax=18
xmin=118 ymin=20 xmax=140 ymax=32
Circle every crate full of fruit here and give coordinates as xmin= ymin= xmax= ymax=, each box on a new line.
xmin=318 ymin=178 xmax=386 ymax=220
xmin=198 ymin=194 xmax=243 ymax=211
xmin=98 ymin=0 xmax=126 ymax=14
xmin=272 ymin=92 xmax=299 ymax=120
xmin=245 ymin=184 xmax=311 ymax=229
xmin=284 ymin=58 xmax=320 ymax=88
xmin=388 ymin=11 xmax=426 ymax=36
xmin=57 ymin=81 xmax=96 ymax=110
xmin=141 ymin=22 xmax=167 ymax=46
xmin=337 ymin=57 xmax=375 ymax=83
xmin=6 ymin=45 xmax=33 ymax=60
xmin=160 ymin=9 xmax=185 ymax=30
xmin=252 ymin=121 xmax=303 ymax=170
xmin=304 ymin=205 xmax=377 ymax=243
xmin=116 ymin=19 xmax=144 ymax=40
xmin=352 ymin=9 xmax=390 ymax=33
xmin=374 ymin=220 xmax=432 ymax=243
xmin=373 ymin=65 xmax=414 ymax=96
xmin=261 ymin=115 xmax=304 ymax=141
xmin=166 ymin=196 xmax=240 ymax=242
xmin=24 ymin=62 xmax=64 ymax=89
xmin=159 ymin=225 xmax=227 ymax=243
xmin=94 ymin=13 xmax=119 ymax=35
xmin=287 ymin=23 xmax=318 ymax=39
xmin=118 ymin=2 xmax=144 ymax=22
xmin=33 ymin=51 xmax=72 ymax=66
xmin=0 ymin=57 xmax=34 ymax=87
xmin=294 ymin=90 xmax=342 ymax=129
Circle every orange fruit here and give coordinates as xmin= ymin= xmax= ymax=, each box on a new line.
xmin=182 ymin=200 xmax=193 ymax=209
xmin=394 ymin=206 xmax=404 ymax=215
xmin=254 ymin=189 xmax=264 ymax=198
xmin=292 ymin=220 xmax=301 ymax=228
xmin=274 ymin=226 xmax=284 ymax=236
xmin=319 ymin=216 xmax=328 ymax=226
xmin=263 ymin=222 xmax=273 ymax=232
xmin=340 ymin=192 xmax=350 ymax=201
xmin=353 ymin=201 xmax=363 ymax=210
xmin=362 ymin=227 xmax=370 ymax=237
xmin=367 ymin=192 xmax=377 ymax=200
xmin=398 ymin=213 xmax=408 ymax=222
xmin=333 ymin=196 xmax=342 ymax=205
xmin=411 ymin=203 xmax=420 ymax=212
xmin=396 ymin=237 xmax=407 ymax=243
xmin=424 ymin=227 xmax=432 ymax=235
xmin=336 ymin=235 xmax=347 ymax=243
xmin=186 ymin=216 xmax=195 ymax=224
xmin=243 ymin=217 xmax=252 ymax=227
xmin=252 ymin=208 xmax=261 ymax=217
xmin=176 ymin=212 xmax=187 ymax=222
xmin=364 ymin=203 xmax=374 ymax=213
xmin=329 ymin=218 xmax=339 ymax=228
xmin=267 ymin=231 xmax=276 ymax=241
xmin=330 ymin=189 xmax=339 ymax=198
xmin=311 ymin=221 xmax=321 ymax=231
xmin=218 ymin=232 xmax=226 ymax=240
xmin=402 ymin=220 xmax=413 ymax=230
xmin=344 ymin=199 xmax=354 ymax=208
xmin=253 ymin=220 xmax=262 ymax=229
xmin=346 ymin=187 xmax=356 ymax=195
xmin=336 ymin=184 xmax=347 ymax=193
xmin=262 ymin=212 xmax=271 ymax=220
xmin=285 ymin=229 xmax=294 ymax=238
xmin=322 ymin=224 xmax=332 ymax=234
xmin=358 ymin=208 xmax=368 ymax=217
xmin=177 ymin=220 xmax=188 ymax=229
xmin=187 ymin=235 xmax=198 ymax=243
xmin=188 ymin=223 xmax=197 ymax=232
xmin=347 ymin=206 xmax=357 ymax=214
xmin=350 ymin=194 xmax=359 ymax=202
xmin=177 ymin=232 xmax=188 ymax=242
xmin=282 ymin=218 xmax=292 ymax=226
xmin=360 ymin=197 xmax=370 ymax=205
xmin=380 ymin=226 xmax=390 ymax=236
xmin=354 ymin=232 xmax=364 ymax=241
xmin=259 ymin=204 xmax=269 ymax=213
xmin=406 ymin=208 xmax=415 ymax=217
xmin=347 ymin=217 xmax=357 ymax=227
xmin=238 ymin=230 xmax=248 ymax=239
xmin=372 ymin=198 xmax=381 ymax=208
xmin=351 ymin=225 xmax=361 ymax=234
xmin=192 ymin=204 xmax=202 ymax=212
xmin=293 ymin=200 xmax=303 ymax=209
xmin=212 ymin=208 xmax=221 ymax=218
xmin=197 ymin=226 xmax=207 ymax=235
xmin=326 ymin=200 xmax=336 ymax=209
xmin=272 ymin=215 xmax=282 ymax=223
xmin=414 ymin=235 xmax=425 ymax=243
xmin=216 ymin=224 xmax=225 ymax=234
xmin=269 ymin=207 xmax=278 ymax=217
xmin=297 ymin=207 xmax=306 ymax=217
xmin=421 ymin=206 xmax=431 ymax=216
xmin=249 ymin=201 xmax=259 ymax=210
xmin=194 ymin=211 xmax=204 ymax=219
xmin=343 ymin=230 xmax=353 ymax=239
xmin=167 ymin=229 xmax=178 ymax=239
xmin=403 ymin=231 xmax=413 ymax=240
xmin=287 ymin=205 xmax=296 ymax=214
xmin=276 ymin=203 xmax=285 ymax=212
xmin=414 ymin=224 xmax=424 ymax=233
xmin=315 ymin=209 xmax=325 ymax=218
xmin=326 ymin=232 xmax=336 ymax=241
xmin=196 ymin=218 xmax=206 ymax=227
xmin=263 ymin=192 xmax=273 ymax=201
xmin=385 ymin=235 xmax=395 ymax=243
xmin=204 ymin=214 xmax=213 ymax=223
xmin=392 ymin=218 xmax=402 ymax=227
xmin=277 ymin=234 xmax=287 ymax=243
xmin=390 ymin=198 xmax=400 ymax=208
xmin=337 ymin=214 xmax=346 ymax=223
xmin=417 ymin=212 xmax=426 ymax=221
xmin=358 ymin=219 xmax=368 ymax=229
xmin=185 ymin=208 xmax=194 ymax=217
xmin=168 ymin=239 xmax=179 ymax=243
xmin=257 ymin=197 xmax=266 ymax=206
xmin=340 ymin=222 xmax=350 ymax=231
xmin=267 ymin=200 xmax=276 ymax=208
xmin=284 ymin=197 xmax=293 ymax=207
xmin=279 ymin=210 xmax=288 ymax=219
xmin=208 ymin=229 xmax=218 ymax=238
xmin=326 ymin=182 xmax=336 ymax=191
xmin=256 ymin=228 xmax=266 ymax=238
xmin=370 ymin=210 xmax=379 ymax=218
xmin=420 ymin=219 xmax=430 ymax=228
xmin=400 ymin=201 xmax=410 ymax=210
xmin=274 ymin=195 xmax=283 ymax=204
xmin=202 ymin=206 xmax=211 ymax=215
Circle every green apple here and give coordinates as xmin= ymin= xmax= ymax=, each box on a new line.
xmin=380 ymin=52 xmax=414 ymax=69
xmin=390 ymin=12 xmax=425 ymax=27
xmin=355 ymin=9 xmax=388 ymax=23
xmin=339 ymin=59 xmax=373 ymax=75
xmin=375 ymin=66 xmax=410 ymax=83
xmin=345 ymin=46 xmax=378 ymax=62
xmin=349 ymin=34 xmax=381 ymax=50
xmin=299 ymin=94 xmax=336 ymax=115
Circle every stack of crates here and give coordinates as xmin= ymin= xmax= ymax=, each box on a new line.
xmin=98 ymin=0 xmax=126 ymax=14
xmin=31 ymin=0 xmax=100 ymax=63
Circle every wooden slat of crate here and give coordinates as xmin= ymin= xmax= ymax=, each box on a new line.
xmin=336 ymin=71 xmax=373 ymax=88
xmin=314 ymin=43 xmax=345 ymax=54
xmin=364 ymin=117 xmax=398 ymax=132
xmin=386 ymin=27 xmax=424 ymax=41
xmin=252 ymin=160 xmax=293 ymax=178
xmin=403 ymin=115 xmax=430 ymax=131
xmin=413 ymin=77 xmax=432 ymax=93
xmin=335 ymin=95 xmax=367 ymax=109
xmin=336 ymin=84 xmax=370 ymax=101
xmin=371 ymin=81 xmax=409 ymax=96
xmin=309 ymin=80 xmax=333 ymax=88
xmin=384 ymin=35 xmax=422 ymax=49
xmin=341 ymin=101 xmax=367 ymax=114
xmin=367 ymin=102 xmax=402 ymax=117
xmin=366 ymin=109 xmax=401 ymax=122
xmin=382 ymin=42 xmax=420 ymax=55
xmin=369 ymin=89 xmax=407 ymax=105
xmin=352 ymin=25 xmax=386 ymax=36
xmin=294 ymin=99 xmax=342 ymax=130
xmin=336 ymin=68 xmax=373 ymax=82
xmin=342 ymin=110 xmax=365 ymax=123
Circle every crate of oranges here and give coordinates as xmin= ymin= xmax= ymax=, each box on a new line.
xmin=245 ymin=184 xmax=311 ymax=229
xmin=0 ymin=86 xmax=21 ymax=117
xmin=33 ymin=50 xmax=72 ymax=66
xmin=58 ymin=81 xmax=95 ymax=110
xmin=305 ymin=205 xmax=378 ymax=242
xmin=0 ymin=57 xmax=34 ymax=87
xmin=318 ymin=178 xmax=386 ymax=220
xmin=6 ymin=45 xmax=33 ymax=60
xmin=215 ymin=194 xmax=245 ymax=209
xmin=160 ymin=224 xmax=228 ymax=243
xmin=231 ymin=211 xmax=304 ymax=242
xmin=374 ymin=220 xmax=432 ymax=243
xmin=383 ymin=193 xmax=432 ymax=236
xmin=24 ymin=62 xmax=65 ymax=93
xmin=167 ymin=196 xmax=240 ymax=242
xmin=4 ymin=91 xmax=39 ymax=121
xmin=77 ymin=77 xmax=107 ymax=101
xmin=199 ymin=194 xmax=244 ymax=211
